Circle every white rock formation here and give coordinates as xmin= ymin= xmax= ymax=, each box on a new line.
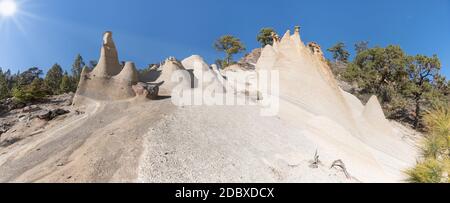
xmin=74 ymin=32 xmax=141 ymax=104
xmin=182 ymin=55 xmax=225 ymax=94
xmin=210 ymin=64 xmax=226 ymax=86
xmin=156 ymin=58 xmax=192 ymax=96
xmin=251 ymin=27 xmax=417 ymax=182
xmin=91 ymin=31 xmax=123 ymax=77
xmin=1 ymin=30 xmax=418 ymax=183
xmin=115 ymin=62 xmax=139 ymax=84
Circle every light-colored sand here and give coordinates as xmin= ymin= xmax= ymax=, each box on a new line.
xmin=137 ymin=104 xmax=358 ymax=183
xmin=0 ymin=98 xmax=176 ymax=182
xmin=0 ymin=97 xmax=418 ymax=183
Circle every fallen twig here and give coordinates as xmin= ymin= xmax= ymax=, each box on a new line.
xmin=310 ymin=150 xmax=321 ymax=169
xmin=330 ymin=159 xmax=351 ymax=179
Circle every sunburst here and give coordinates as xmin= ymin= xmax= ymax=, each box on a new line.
xmin=0 ymin=0 xmax=40 ymax=37
xmin=0 ymin=0 xmax=17 ymax=17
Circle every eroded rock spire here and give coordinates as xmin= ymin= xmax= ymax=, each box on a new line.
xmin=92 ymin=31 xmax=123 ymax=77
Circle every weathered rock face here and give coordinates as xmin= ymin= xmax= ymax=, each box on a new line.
xmin=307 ymin=42 xmax=326 ymax=62
xmin=0 ymin=98 xmax=27 ymax=114
xmin=156 ymin=58 xmax=192 ymax=96
xmin=91 ymin=31 xmax=123 ymax=77
xmin=22 ymin=105 xmax=41 ymax=113
xmin=182 ymin=55 xmax=225 ymax=94
xmin=220 ymin=48 xmax=262 ymax=72
xmin=363 ymin=96 xmax=393 ymax=135
xmin=237 ymin=48 xmax=262 ymax=70
xmin=0 ymin=93 xmax=73 ymax=139
xmin=0 ymin=122 xmax=12 ymax=136
xmin=37 ymin=109 xmax=70 ymax=121
xmin=73 ymin=31 xmax=228 ymax=103
xmin=73 ymin=32 xmax=144 ymax=105
xmin=252 ymin=27 xmax=416 ymax=182
xmin=257 ymin=28 xmax=358 ymax=132
xmin=132 ymin=82 xmax=161 ymax=100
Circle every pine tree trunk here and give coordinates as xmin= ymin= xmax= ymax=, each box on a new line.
xmin=414 ymin=97 xmax=421 ymax=129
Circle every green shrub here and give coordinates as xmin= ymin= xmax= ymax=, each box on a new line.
xmin=406 ymin=158 xmax=448 ymax=183
xmin=44 ymin=63 xmax=64 ymax=95
xmin=0 ymin=72 xmax=10 ymax=100
xmin=407 ymin=104 xmax=450 ymax=183
xmin=12 ymin=78 xmax=49 ymax=103
xmin=59 ymin=74 xmax=74 ymax=93
xmin=425 ymin=104 xmax=450 ymax=140
xmin=423 ymin=136 xmax=448 ymax=159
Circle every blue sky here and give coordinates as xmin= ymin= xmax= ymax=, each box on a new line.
xmin=0 ymin=0 xmax=449 ymax=77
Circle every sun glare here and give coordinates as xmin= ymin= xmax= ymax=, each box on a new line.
xmin=0 ymin=0 xmax=39 ymax=37
xmin=0 ymin=0 xmax=17 ymax=17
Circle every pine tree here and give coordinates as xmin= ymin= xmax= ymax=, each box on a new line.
xmin=327 ymin=42 xmax=350 ymax=63
xmin=257 ymin=28 xmax=276 ymax=47
xmin=72 ymin=54 xmax=85 ymax=85
xmin=13 ymin=78 xmax=49 ymax=102
xmin=405 ymin=54 xmax=442 ymax=129
xmin=60 ymin=72 xmax=73 ymax=94
xmin=349 ymin=45 xmax=408 ymax=101
xmin=16 ymin=67 xmax=43 ymax=87
xmin=0 ymin=68 xmax=10 ymax=100
xmin=341 ymin=43 xmax=448 ymax=129
xmin=355 ymin=41 xmax=369 ymax=54
xmin=214 ymin=35 xmax=246 ymax=67
xmin=45 ymin=63 xmax=64 ymax=95
xmin=3 ymin=69 xmax=13 ymax=90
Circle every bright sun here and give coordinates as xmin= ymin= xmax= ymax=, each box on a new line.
xmin=0 ymin=0 xmax=17 ymax=17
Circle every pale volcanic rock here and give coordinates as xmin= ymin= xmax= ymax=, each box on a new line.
xmin=91 ymin=31 xmax=123 ymax=77
xmin=0 ymin=29 xmax=419 ymax=183
xmin=115 ymin=62 xmax=139 ymax=84
xmin=73 ymin=32 xmax=140 ymax=104
xmin=182 ymin=55 xmax=226 ymax=96
xmin=156 ymin=58 xmax=192 ymax=96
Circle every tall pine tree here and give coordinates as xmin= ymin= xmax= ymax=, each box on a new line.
xmin=60 ymin=72 xmax=73 ymax=94
xmin=0 ymin=68 xmax=10 ymax=100
xmin=405 ymin=54 xmax=442 ymax=129
xmin=72 ymin=54 xmax=85 ymax=85
xmin=327 ymin=42 xmax=350 ymax=63
xmin=45 ymin=64 xmax=64 ymax=95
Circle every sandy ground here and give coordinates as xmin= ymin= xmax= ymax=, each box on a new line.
xmin=137 ymin=103 xmax=358 ymax=183
xmin=0 ymin=96 xmax=419 ymax=183
xmin=0 ymin=98 xmax=175 ymax=182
